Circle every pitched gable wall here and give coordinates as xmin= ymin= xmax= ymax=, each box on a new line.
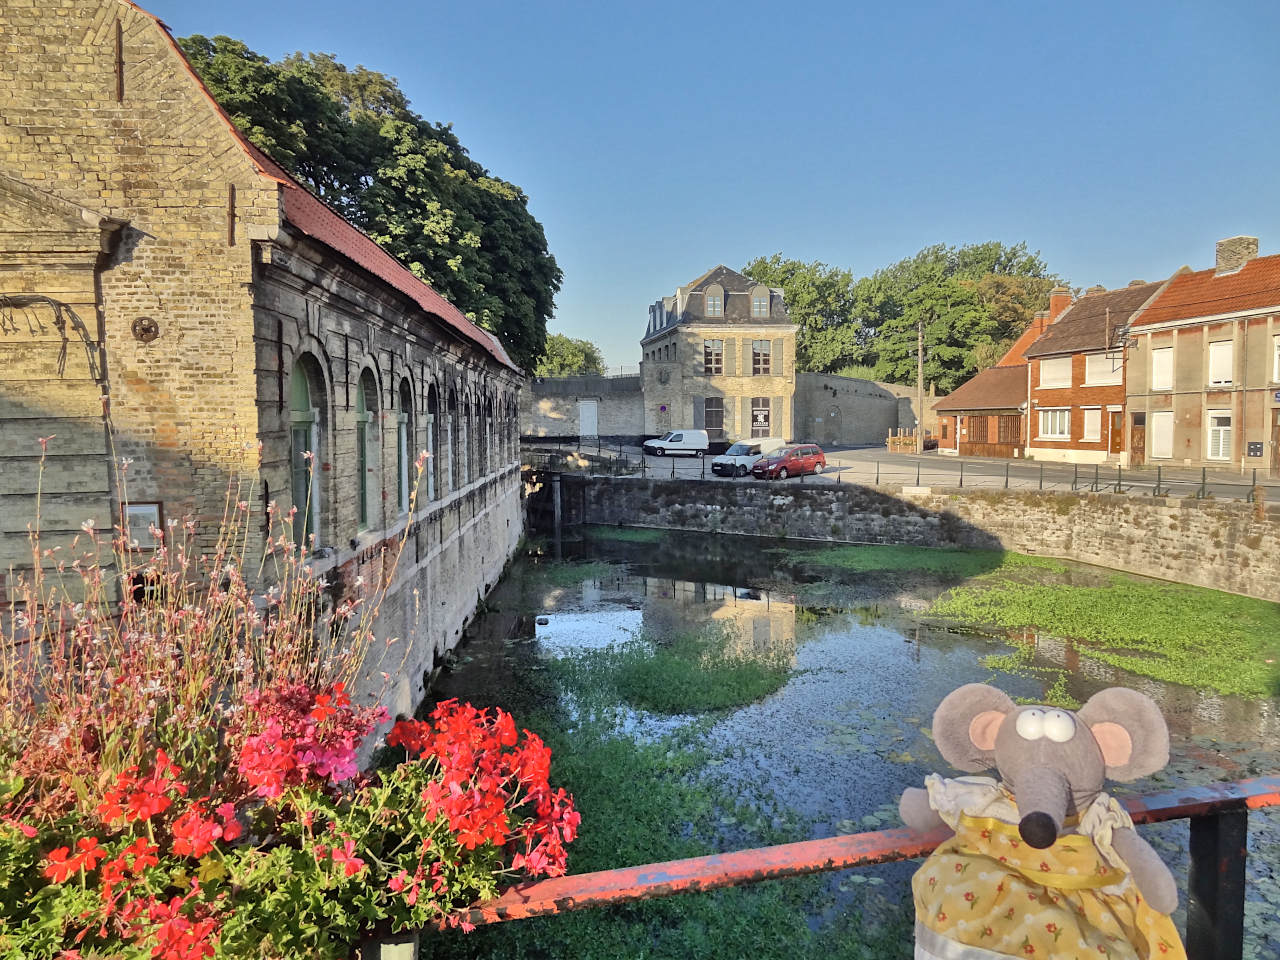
xmin=0 ymin=0 xmax=281 ymax=572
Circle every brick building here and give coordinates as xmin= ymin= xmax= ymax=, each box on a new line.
xmin=933 ymin=287 xmax=1072 ymax=457
xmin=0 ymin=0 xmax=525 ymax=718
xmin=1125 ymin=238 xmax=1280 ymax=472
xmin=1023 ymin=279 xmax=1169 ymax=464
xmin=641 ymin=265 xmax=798 ymax=441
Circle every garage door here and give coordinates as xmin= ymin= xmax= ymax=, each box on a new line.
xmin=1150 ymin=410 xmax=1173 ymax=460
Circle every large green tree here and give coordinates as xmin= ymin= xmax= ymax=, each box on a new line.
xmin=533 ymin=334 xmax=606 ymax=377
xmin=741 ymin=255 xmax=864 ymax=372
xmin=179 ymin=36 xmax=561 ymax=372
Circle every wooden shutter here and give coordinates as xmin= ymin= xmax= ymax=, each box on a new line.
xmin=773 ymin=338 xmax=785 ymax=375
xmin=724 ymin=338 xmax=737 ymax=377
xmin=772 ymin=396 xmax=784 ymax=436
xmin=693 ymin=398 xmax=705 ymax=428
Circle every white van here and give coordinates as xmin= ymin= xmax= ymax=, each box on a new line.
xmin=711 ymin=437 xmax=786 ymax=477
xmin=642 ymin=429 xmax=709 ymax=457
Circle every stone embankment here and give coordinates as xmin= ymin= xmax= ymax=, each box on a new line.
xmin=554 ymin=476 xmax=1280 ymax=601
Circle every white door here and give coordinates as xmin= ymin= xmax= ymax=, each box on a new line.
xmin=1151 ymin=411 xmax=1174 ymax=459
xmin=578 ymin=399 xmax=598 ymax=438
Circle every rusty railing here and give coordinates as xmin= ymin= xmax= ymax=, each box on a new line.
xmin=462 ymin=775 xmax=1280 ymax=960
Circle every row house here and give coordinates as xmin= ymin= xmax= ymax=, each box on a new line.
xmin=934 ymin=287 xmax=1072 ymax=456
xmin=1 ymin=0 xmax=527 ymax=719
xmin=1022 ymin=279 xmax=1168 ymax=463
xmin=1126 ymin=238 xmax=1280 ymax=472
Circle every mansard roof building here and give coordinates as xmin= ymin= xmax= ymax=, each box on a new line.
xmin=0 ymin=0 xmax=524 ymax=717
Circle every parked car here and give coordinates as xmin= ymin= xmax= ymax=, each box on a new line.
xmin=711 ymin=437 xmax=786 ymax=477
xmin=642 ymin=429 xmax=709 ymax=457
xmin=750 ymin=444 xmax=827 ymax=480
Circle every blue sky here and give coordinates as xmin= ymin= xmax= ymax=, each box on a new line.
xmin=145 ymin=0 xmax=1280 ymax=369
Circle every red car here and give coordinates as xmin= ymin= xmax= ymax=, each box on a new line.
xmin=750 ymin=444 xmax=827 ymax=480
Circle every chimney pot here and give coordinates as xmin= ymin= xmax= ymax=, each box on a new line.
xmin=1085 ymin=284 xmax=1107 ymax=296
xmin=1048 ymin=285 xmax=1072 ymax=321
xmin=1215 ymin=236 xmax=1259 ymax=275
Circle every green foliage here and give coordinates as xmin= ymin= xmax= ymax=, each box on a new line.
xmin=744 ymin=243 xmax=1062 ymax=391
xmin=780 ymin=544 xmax=1065 ymax=580
xmin=525 ymin=559 xmax=617 ymax=588
xmin=178 ymin=36 xmax=561 ymax=371
xmin=581 ymin=525 xmax=666 ymax=544
xmin=611 ymin=629 xmax=792 ymax=714
xmin=534 ymin=334 xmax=607 ymax=377
xmin=931 ymin=576 xmax=1280 ymax=697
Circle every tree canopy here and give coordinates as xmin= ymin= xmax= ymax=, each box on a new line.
xmin=533 ymin=334 xmax=607 ymax=378
xmin=744 ymin=242 xmax=1061 ymax=393
xmin=179 ymin=36 xmax=561 ymax=372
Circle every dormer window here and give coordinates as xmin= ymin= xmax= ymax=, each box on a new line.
xmin=751 ymin=285 xmax=770 ymax=318
xmin=705 ymin=284 xmax=724 ymax=318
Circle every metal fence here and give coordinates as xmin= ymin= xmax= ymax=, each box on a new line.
xmin=521 ymin=444 xmax=1277 ymax=503
xmin=456 ymin=776 xmax=1280 ymax=960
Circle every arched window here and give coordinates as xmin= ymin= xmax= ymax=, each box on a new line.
xmin=471 ymin=395 xmax=481 ymax=481
xmin=751 ymin=284 xmax=771 ymax=318
xmin=289 ymin=355 xmax=326 ymax=549
xmin=397 ymin=380 xmax=413 ymax=514
xmin=448 ymin=387 xmax=460 ymax=492
xmin=356 ymin=369 xmax=379 ymax=530
xmin=705 ymin=283 xmax=724 ymax=318
xmin=426 ymin=383 xmax=439 ymax=501
xmin=485 ymin=397 xmax=494 ymax=475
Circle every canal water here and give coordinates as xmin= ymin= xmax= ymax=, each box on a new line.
xmin=429 ymin=527 xmax=1280 ymax=958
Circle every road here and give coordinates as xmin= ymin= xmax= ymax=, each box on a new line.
xmin=541 ymin=443 xmax=1277 ymax=502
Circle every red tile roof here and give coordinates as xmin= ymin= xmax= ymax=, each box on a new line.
xmin=1130 ymin=254 xmax=1280 ymax=328
xmin=139 ymin=1 xmax=518 ymax=372
xmin=243 ymin=144 xmax=518 ymax=371
xmin=1023 ymin=280 xmax=1165 ymax=357
xmin=996 ymin=315 xmax=1052 ymax=367
xmin=933 ymin=364 xmax=1028 ymax=413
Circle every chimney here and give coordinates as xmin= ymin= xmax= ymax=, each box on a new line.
xmin=1048 ymin=286 xmax=1072 ymax=322
xmin=1127 ymin=279 xmax=1146 ymax=287
xmin=1215 ymin=236 xmax=1259 ymax=275
xmin=1085 ymin=284 xmax=1107 ymax=297
xmin=1031 ymin=310 xmax=1049 ymax=335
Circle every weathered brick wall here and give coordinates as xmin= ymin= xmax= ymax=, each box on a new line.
xmin=558 ymin=477 xmax=1280 ymax=601
xmin=1 ymin=0 xmax=279 ymax=570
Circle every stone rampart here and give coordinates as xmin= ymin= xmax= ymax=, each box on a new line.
xmin=557 ymin=476 xmax=1280 ymax=601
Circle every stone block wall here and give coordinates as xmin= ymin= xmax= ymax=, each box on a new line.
xmin=557 ymin=476 xmax=1280 ymax=601
xmin=521 ymin=375 xmax=644 ymax=443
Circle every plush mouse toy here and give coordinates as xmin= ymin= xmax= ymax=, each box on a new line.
xmin=899 ymin=684 xmax=1185 ymax=960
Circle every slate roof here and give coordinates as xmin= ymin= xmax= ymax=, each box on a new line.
xmin=144 ymin=3 xmax=519 ymax=372
xmin=1023 ymin=281 xmax=1165 ymax=358
xmin=1128 ymin=254 xmax=1280 ymax=328
xmin=688 ymin=264 xmax=763 ymax=294
xmin=933 ymin=364 xmax=1028 ymax=412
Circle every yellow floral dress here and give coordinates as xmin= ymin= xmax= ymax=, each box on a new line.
xmin=911 ymin=775 xmax=1186 ymax=960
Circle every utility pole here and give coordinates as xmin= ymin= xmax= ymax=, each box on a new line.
xmin=916 ymin=315 xmax=925 ymax=454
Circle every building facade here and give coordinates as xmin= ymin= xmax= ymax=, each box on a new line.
xmin=1125 ymin=238 xmax=1280 ymax=472
xmin=641 ymin=266 xmax=798 ymax=441
xmin=1023 ymin=280 xmax=1168 ymax=464
xmin=0 ymin=0 xmax=525 ymax=718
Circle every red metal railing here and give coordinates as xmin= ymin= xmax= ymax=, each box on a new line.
xmin=464 ymin=776 xmax=1280 ymax=960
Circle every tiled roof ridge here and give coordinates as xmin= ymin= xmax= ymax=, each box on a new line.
xmin=1133 ymin=253 xmax=1280 ymax=322
xmin=130 ymin=0 xmax=517 ymax=372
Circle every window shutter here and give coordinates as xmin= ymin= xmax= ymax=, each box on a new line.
xmin=724 ymin=338 xmax=737 ymax=377
xmin=773 ymin=338 xmax=784 ymax=374
xmin=1151 ymin=348 xmax=1173 ymax=390
xmin=772 ymin=396 xmax=784 ymax=436
xmin=693 ymin=398 xmax=705 ymax=429
xmin=741 ymin=396 xmax=751 ymax=437
xmin=1208 ymin=341 xmax=1233 ymax=384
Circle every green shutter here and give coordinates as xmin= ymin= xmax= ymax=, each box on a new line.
xmin=773 ymin=338 xmax=785 ymax=374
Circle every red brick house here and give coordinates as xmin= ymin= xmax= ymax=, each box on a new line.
xmin=934 ymin=287 xmax=1071 ymax=457
xmin=1022 ymin=279 xmax=1169 ymax=464
xmin=1125 ymin=238 xmax=1280 ymax=472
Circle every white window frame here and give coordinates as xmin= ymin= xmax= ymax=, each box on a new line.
xmin=1083 ymin=352 xmax=1123 ymax=386
xmin=1037 ymin=407 xmax=1071 ymax=440
xmin=1207 ymin=409 xmax=1231 ymax=461
xmin=751 ymin=295 xmax=769 ymax=318
xmin=1151 ymin=346 xmax=1173 ymax=390
xmin=1039 ymin=356 xmax=1072 ymax=389
xmin=1207 ymin=340 xmax=1233 ymax=386
xmin=1081 ymin=407 xmax=1102 ymax=442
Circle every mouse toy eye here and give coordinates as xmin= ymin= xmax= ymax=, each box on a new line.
xmin=1042 ymin=710 xmax=1076 ymax=743
xmin=1015 ymin=709 xmax=1045 ymax=741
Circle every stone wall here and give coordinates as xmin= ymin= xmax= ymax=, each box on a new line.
xmin=556 ymin=476 xmax=1280 ymax=601
xmin=793 ymin=373 xmax=906 ymax=446
xmin=521 ymin=374 xmax=644 ymax=443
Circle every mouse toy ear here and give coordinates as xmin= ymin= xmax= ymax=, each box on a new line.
xmin=1077 ymin=687 xmax=1170 ymax=781
xmin=932 ymin=684 xmax=1015 ymax=773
